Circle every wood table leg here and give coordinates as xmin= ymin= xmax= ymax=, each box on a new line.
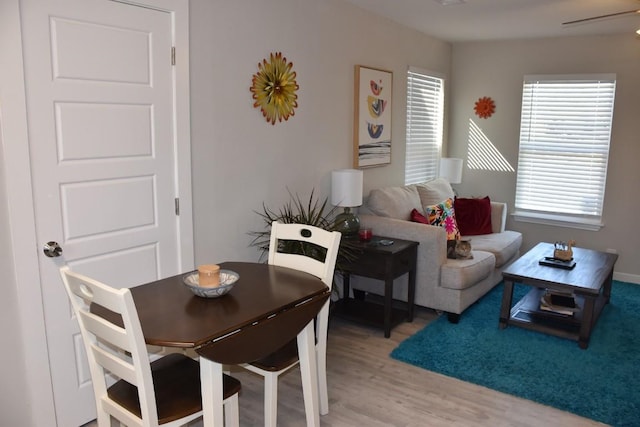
xmin=200 ymin=358 xmax=224 ymax=426
xmin=342 ymin=272 xmax=351 ymax=300
xmin=407 ymin=264 xmax=416 ymax=322
xmin=602 ymin=270 xmax=613 ymax=304
xmin=383 ymin=276 xmax=393 ymax=338
xmin=578 ymin=294 xmax=596 ymax=349
xmin=297 ymin=320 xmax=320 ymax=427
xmin=499 ymin=280 xmax=514 ymax=329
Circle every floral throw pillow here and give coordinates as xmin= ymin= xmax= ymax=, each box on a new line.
xmin=424 ymin=198 xmax=460 ymax=240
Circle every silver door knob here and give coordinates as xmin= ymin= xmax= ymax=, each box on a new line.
xmin=43 ymin=241 xmax=63 ymax=258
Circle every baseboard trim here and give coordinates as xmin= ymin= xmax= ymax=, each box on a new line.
xmin=614 ymin=272 xmax=640 ymax=284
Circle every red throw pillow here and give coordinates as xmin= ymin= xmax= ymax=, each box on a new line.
xmin=410 ymin=208 xmax=430 ymax=224
xmin=454 ymin=196 xmax=493 ymax=236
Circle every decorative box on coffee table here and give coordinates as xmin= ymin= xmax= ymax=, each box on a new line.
xmin=333 ymin=236 xmax=418 ymax=338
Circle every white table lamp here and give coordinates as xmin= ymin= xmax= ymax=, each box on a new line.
xmin=439 ymin=158 xmax=463 ymax=184
xmin=331 ymin=169 xmax=363 ymax=236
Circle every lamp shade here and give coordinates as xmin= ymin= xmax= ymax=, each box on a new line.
xmin=331 ymin=169 xmax=363 ymax=207
xmin=439 ymin=158 xmax=463 ymax=184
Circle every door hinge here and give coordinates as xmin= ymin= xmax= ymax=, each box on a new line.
xmin=175 ymin=198 xmax=180 ymax=215
xmin=171 ymin=46 xmax=176 ymax=66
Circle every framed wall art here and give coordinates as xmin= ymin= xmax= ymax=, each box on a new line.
xmin=353 ymin=65 xmax=392 ymax=168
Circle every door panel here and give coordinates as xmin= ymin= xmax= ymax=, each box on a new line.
xmin=20 ymin=0 xmax=188 ymax=425
xmin=56 ymin=102 xmax=153 ymax=160
xmin=62 ymin=176 xmax=156 ymax=237
xmin=51 ymin=16 xmax=151 ymax=84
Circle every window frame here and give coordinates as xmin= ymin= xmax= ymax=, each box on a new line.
xmin=513 ymin=73 xmax=616 ymax=231
xmin=404 ymin=67 xmax=445 ymax=185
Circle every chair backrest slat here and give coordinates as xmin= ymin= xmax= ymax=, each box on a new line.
xmin=267 ymin=222 xmax=341 ymax=289
xmin=270 ymin=252 xmax=333 ymax=287
xmin=79 ymin=310 xmax=133 ymax=354
xmin=91 ymin=342 xmax=139 ymax=386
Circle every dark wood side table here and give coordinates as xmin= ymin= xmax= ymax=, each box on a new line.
xmin=333 ymin=236 xmax=418 ymax=338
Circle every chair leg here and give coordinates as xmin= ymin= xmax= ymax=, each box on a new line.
xmin=96 ymin=408 xmax=110 ymax=427
xmin=317 ymin=343 xmax=329 ymax=416
xmin=298 ymin=321 xmax=320 ymax=427
xmin=224 ymin=393 xmax=240 ymax=427
xmin=316 ymin=302 xmax=330 ymax=416
xmin=264 ymin=373 xmax=278 ymax=427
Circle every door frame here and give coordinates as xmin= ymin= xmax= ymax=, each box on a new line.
xmin=0 ymin=1 xmax=192 ymax=425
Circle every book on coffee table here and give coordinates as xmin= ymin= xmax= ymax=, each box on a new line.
xmin=540 ymin=290 xmax=579 ymax=316
xmin=539 ymin=257 xmax=576 ymax=269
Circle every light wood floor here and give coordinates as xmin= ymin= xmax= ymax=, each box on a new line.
xmin=85 ymin=307 xmax=608 ymax=426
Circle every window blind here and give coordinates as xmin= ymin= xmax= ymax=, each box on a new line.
xmin=515 ymin=74 xmax=616 ymax=223
xmin=404 ymin=68 xmax=444 ymax=185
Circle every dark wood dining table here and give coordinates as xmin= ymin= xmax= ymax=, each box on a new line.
xmin=94 ymin=261 xmax=330 ymax=426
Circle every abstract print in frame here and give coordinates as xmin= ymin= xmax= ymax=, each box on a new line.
xmin=353 ymin=65 xmax=392 ymax=168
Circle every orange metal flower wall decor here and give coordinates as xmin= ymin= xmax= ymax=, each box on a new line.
xmin=250 ymin=52 xmax=299 ymax=125
xmin=474 ymin=96 xmax=495 ymax=119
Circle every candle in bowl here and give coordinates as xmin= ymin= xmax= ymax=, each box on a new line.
xmin=198 ymin=264 xmax=220 ymax=287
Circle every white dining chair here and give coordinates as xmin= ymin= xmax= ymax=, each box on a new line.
xmin=59 ymin=266 xmax=242 ymax=427
xmin=241 ymin=221 xmax=341 ymax=426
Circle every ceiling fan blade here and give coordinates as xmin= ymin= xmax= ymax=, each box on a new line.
xmin=562 ymin=9 xmax=639 ymax=25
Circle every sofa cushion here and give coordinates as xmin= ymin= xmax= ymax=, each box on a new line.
xmin=467 ymin=231 xmax=523 ymax=267
xmin=416 ymin=178 xmax=455 ymax=207
xmin=454 ymin=196 xmax=493 ymax=236
xmin=440 ymin=251 xmax=495 ymax=290
xmin=366 ymin=185 xmax=421 ymax=220
xmin=424 ymin=198 xmax=460 ymax=240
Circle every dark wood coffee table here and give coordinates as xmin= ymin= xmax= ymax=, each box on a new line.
xmin=499 ymin=242 xmax=618 ymax=349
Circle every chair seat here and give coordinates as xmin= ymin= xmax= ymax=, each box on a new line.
xmin=108 ymin=353 xmax=241 ymax=425
xmin=250 ymin=339 xmax=299 ymax=372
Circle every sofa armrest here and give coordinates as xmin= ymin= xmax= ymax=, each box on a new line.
xmin=490 ymin=202 xmax=507 ymax=233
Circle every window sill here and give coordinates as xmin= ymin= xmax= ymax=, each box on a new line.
xmin=512 ymin=211 xmax=604 ymax=231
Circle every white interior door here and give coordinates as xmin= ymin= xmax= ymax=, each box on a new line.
xmin=20 ymin=0 xmax=192 ymax=425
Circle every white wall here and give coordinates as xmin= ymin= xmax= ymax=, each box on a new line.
xmin=449 ymin=34 xmax=640 ymax=280
xmin=188 ymin=0 xmax=451 ymax=266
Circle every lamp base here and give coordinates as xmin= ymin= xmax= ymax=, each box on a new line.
xmin=334 ymin=207 xmax=360 ymax=237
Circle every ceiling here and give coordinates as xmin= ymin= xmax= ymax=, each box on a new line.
xmin=341 ymin=0 xmax=640 ymax=42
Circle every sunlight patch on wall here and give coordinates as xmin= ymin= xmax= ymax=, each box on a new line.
xmin=466 ymin=119 xmax=514 ymax=172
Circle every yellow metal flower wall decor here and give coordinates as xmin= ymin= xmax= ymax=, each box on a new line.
xmin=250 ymin=52 xmax=299 ymax=125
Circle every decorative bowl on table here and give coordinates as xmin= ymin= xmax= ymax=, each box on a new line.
xmin=182 ymin=269 xmax=239 ymax=298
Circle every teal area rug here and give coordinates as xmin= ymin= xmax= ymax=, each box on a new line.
xmin=391 ymin=281 xmax=640 ymax=427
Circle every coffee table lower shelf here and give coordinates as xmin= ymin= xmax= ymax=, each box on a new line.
xmin=505 ymin=287 xmax=607 ymax=344
xmin=332 ymin=299 xmax=408 ymax=332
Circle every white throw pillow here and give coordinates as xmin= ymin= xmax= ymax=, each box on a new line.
xmin=416 ymin=178 xmax=455 ymax=207
xmin=366 ymin=185 xmax=421 ymax=220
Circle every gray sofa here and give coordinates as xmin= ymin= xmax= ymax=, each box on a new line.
xmin=351 ymin=178 xmax=522 ymax=322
